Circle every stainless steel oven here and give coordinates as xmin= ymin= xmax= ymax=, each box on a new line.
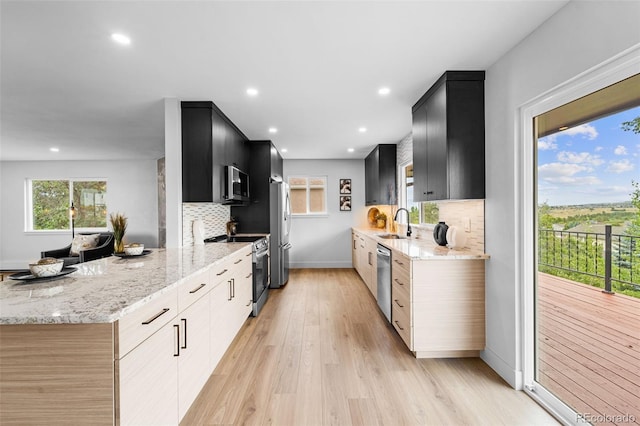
xmin=205 ymin=234 xmax=270 ymax=316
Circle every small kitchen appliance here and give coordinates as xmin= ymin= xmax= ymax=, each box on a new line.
xmin=433 ymin=221 xmax=449 ymax=246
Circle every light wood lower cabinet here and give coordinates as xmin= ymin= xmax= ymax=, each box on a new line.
xmin=0 ymin=247 xmax=253 ymax=425
xmin=391 ymin=250 xmax=486 ymax=358
xmin=352 ymin=231 xmax=377 ymax=299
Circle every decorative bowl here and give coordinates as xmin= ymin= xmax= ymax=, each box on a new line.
xmin=29 ymin=258 xmax=64 ymax=277
xmin=124 ymin=243 xmax=144 ymax=256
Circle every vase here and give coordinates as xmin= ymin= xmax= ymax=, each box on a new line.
xmin=114 ymin=238 xmax=125 ymax=254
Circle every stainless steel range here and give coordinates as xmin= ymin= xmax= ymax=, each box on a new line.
xmin=204 ymin=234 xmax=269 ymax=316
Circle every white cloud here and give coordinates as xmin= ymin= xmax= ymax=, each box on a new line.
xmin=614 ymin=145 xmax=628 ymax=155
xmin=538 ymin=138 xmax=557 ymax=151
xmin=594 ymin=146 xmax=603 ymax=152
xmin=607 ymin=159 xmax=634 ymax=173
xmin=560 ymin=123 xmax=598 ymax=140
xmin=538 ymin=162 xmax=602 ymax=185
xmin=545 ymin=175 xmax=602 ymax=185
xmin=556 ymin=151 xmax=604 ymax=167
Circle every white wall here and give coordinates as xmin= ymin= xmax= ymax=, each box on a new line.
xmin=0 ymin=160 xmax=159 ymax=269
xmin=483 ymin=0 xmax=640 ymax=388
xmin=284 ymin=159 xmax=367 ymax=268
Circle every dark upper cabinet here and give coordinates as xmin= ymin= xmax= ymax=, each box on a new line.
xmin=230 ymin=140 xmax=283 ymax=233
xmin=181 ymin=101 xmax=249 ymax=203
xmin=412 ymin=71 xmax=485 ymax=201
xmin=365 ymin=144 xmax=397 ymax=206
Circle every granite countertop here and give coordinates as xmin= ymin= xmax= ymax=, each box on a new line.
xmin=0 ymin=243 xmax=251 ymax=325
xmin=353 ymin=227 xmax=490 ymax=260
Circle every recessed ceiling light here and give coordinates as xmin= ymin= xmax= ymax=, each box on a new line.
xmin=559 ymin=126 xmax=569 ymax=131
xmin=378 ymin=87 xmax=391 ymax=96
xmin=111 ymin=33 xmax=131 ymax=45
xmin=49 ymin=147 xmax=59 ymax=153
xmin=348 ymin=148 xmax=355 ymax=153
xmin=246 ymin=87 xmax=259 ymax=97
xmin=358 ymin=127 xmax=367 ymax=133
xmin=268 ymin=127 xmax=278 ymax=134
xmin=281 ymin=148 xmax=288 ymax=153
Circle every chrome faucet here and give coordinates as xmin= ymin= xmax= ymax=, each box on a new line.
xmin=393 ymin=208 xmax=412 ymax=237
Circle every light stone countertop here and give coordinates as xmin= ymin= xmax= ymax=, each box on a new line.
xmin=353 ymin=227 xmax=490 ymax=260
xmin=0 ymin=243 xmax=251 ymax=325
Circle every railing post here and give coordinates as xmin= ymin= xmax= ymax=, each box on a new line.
xmin=603 ymin=225 xmax=613 ymax=294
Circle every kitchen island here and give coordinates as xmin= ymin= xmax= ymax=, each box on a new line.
xmin=0 ymin=243 xmax=254 ymax=425
xmin=352 ymin=227 xmax=489 ymax=358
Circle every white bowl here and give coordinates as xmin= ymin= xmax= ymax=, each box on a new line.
xmin=29 ymin=259 xmax=64 ymax=277
xmin=124 ymin=244 xmax=144 ymax=256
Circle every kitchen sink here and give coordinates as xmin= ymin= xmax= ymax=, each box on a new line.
xmin=378 ymin=234 xmax=405 ymax=239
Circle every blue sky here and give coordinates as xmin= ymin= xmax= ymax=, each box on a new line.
xmin=538 ymin=106 xmax=640 ymax=206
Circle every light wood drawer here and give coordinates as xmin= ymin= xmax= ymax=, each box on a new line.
xmin=117 ymin=286 xmax=178 ymax=358
xmin=391 ymin=266 xmax=410 ymax=298
xmin=178 ymin=269 xmax=211 ymax=312
xmin=391 ymin=283 xmax=411 ymax=325
xmin=392 ymin=251 xmax=410 ymax=275
xmin=392 ymin=300 xmax=412 ymax=349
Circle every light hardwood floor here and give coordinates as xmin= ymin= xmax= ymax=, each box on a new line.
xmin=181 ymin=268 xmax=558 ymax=425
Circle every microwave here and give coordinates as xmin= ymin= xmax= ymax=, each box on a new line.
xmin=224 ymin=165 xmax=250 ymax=204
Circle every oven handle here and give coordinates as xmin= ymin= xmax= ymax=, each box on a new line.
xmin=255 ymin=249 xmax=269 ymax=259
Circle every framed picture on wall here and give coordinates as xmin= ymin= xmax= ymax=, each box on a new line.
xmin=340 ymin=196 xmax=352 ymax=211
xmin=339 ymin=178 xmax=351 ymax=194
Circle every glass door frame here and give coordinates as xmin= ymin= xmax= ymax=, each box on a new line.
xmin=517 ymin=44 xmax=640 ymax=425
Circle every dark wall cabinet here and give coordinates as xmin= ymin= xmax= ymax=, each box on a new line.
xmin=412 ymin=71 xmax=485 ymax=201
xmin=365 ymin=144 xmax=397 ymax=206
xmin=181 ymin=101 xmax=249 ymax=203
xmin=230 ymin=140 xmax=283 ymax=233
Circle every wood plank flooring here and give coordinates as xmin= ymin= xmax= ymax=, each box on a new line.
xmin=181 ymin=268 xmax=557 ymax=426
xmin=538 ymin=273 xmax=640 ymax=425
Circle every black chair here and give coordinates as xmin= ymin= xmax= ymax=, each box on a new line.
xmin=41 ymin=232 xmax=114 ymax=266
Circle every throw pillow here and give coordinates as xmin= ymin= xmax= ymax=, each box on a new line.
xmin=70 ymin=233 xmax=100 ymax=256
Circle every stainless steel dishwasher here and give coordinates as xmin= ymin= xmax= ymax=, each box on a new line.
xmin=376 ymin=244 xmax=391 ymax=322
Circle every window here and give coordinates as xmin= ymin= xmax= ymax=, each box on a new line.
xmin=288 ymin=176 xmax=327 ymax=215
xmin=28 ymin=179 xmax=107 ymax=231
xmin=400 ymin=164 xmax=438 ymax=224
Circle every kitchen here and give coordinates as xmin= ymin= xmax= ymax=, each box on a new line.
xmin=1 ymin=1 xmax=639 ymax=425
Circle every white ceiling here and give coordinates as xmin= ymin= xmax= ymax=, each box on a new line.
xmin=0 ymin=0 xmax=569 ymax=161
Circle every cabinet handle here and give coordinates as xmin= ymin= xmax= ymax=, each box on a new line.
xmin=189 ymin=283 xmax=206 ymax=294
xmin=234 ymin=259 xmax=243 ymax=265
xmin=141 ymin=308 xmax=170 ymax=325
xmin=246 ymin=273 xmax=252 ymax=279
xmin=368 ymin=252 xmax=372 ymax=265
xmin=216 ymin=269 xmax=228 ymax=276
xmin=246 ymin=300 xmax=252 ymax=307
xmin=353 ymin=240 xmax=356 ymax=250
xmin=173 ymin=324 xmax=180 ymax=357
xmin=426 ymin=191 xmax=434 ymax=195
xmin=246 ymin=252 xmax=252 ymax=257
xmin=228 ymin=280 xmax=233 ymax=301
xmin=181 ymin=318 xmax=187 ymax=349
xmin=394 ymin=260 xmax=404 ymax=266
xmin=394 ymin=278 xmax=404 ymax=286
xmin=394 ymin=320 xmax=405 ymax=331
xmin=232 ymin=278 xmax=235 ymax=298
xmin=394 ymin=299 xmax=404 ymax=308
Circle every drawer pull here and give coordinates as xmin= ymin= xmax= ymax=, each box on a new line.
xmin=394 ymin=320 xmax=405 ymax=331
xmin=189 ymin=283 xmax=206 ymax=294
xmin=234 ymin=259 xmax=243 ymax=265
xmin=173 ymin=324 xmax=180 ymax=357
xmin=216 ymin=269 xmax=228 ymax=276
xmin=394 ymin=260 xmax=404 ymax=266
xmin=246 ymin=252 xmax=252 ymax=257
xmin=246 ymin=273 xmax=252 ymax=279
xmin=141 ymin=308 xmax=170 ymax=325
xmin=181 ymin=318 xmax=187 ymax=349
xmin=394 ymin=278 xmax=404 ymax=286
xmin=246 ymin=299 xmax=252 ymax=307
xmin=394 ymin=299 xmax=404 ymax=308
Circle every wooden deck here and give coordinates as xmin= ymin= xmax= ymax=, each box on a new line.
xmin=538 ymin=273 xmax=640 ymax=425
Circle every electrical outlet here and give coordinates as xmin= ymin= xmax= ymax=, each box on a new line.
xmin=464 ymin=217 xmax=471 ymax=232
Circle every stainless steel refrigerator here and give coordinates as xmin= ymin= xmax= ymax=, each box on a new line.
xmin=269 ymin=178 xmax=291 ymax=288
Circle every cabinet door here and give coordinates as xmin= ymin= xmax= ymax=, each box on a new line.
xmin=178 ymin=294 xmax=211 ymax=420
xmin=209 ymin=278 xmax=235 ymax=372
xmin=119 ymin=322 xmax=179 ymax=426
xmin=364 ymin=148 xmax=378 ymax=205
xmin=425 ymin=83 xmax=448 ymax=201
xmin=412 ymin=104 xmax=428 ymax=201
xmin=182 ymin=105 xmax=214 ymax=202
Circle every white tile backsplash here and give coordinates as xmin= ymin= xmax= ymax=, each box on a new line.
xmin=437 ymin=199 xmax=485 ymax=252
xmin=182 ymin=203 xmax=230 ymax=246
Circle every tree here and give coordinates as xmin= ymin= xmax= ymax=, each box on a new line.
xmin=538 ymin=201 xmax=555 ymax=229
xmin=628 ymin=180 xmax=640 ymax=237
xmin=621 ymin=117 xmax=640 ymax=134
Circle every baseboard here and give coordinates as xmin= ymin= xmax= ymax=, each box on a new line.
xmin=289 ymin=261 xmax=353 ymax=269
xmin=480 ymin=347 xmax=523 ymax=390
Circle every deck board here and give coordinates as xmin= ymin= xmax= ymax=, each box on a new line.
xmin=538 ymin=272 xmax=640 ymax=425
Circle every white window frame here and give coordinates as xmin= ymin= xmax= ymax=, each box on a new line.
xmin=26 ymin=178 xmax=108 ymax=233
xmin=518 ymin=45 xmax=640 ymax=424
xmin=288 ymin=175 xmax=328 ymax=216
